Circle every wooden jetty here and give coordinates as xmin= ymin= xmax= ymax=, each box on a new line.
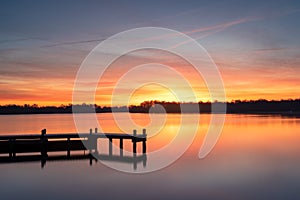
xmin=0 ymin=128 xmax=147 ymax=169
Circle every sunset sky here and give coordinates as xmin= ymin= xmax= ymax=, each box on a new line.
xmin=1 ymin=0 xmax=300 ymax=106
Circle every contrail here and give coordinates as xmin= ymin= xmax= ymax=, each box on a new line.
xmin=41 ymin=38 xmax=107 ymax=47
xmin=0 ymin=38 xmax=36 ymax=44
xmin=168 ymin=16 xmax=261 ymax=50
xmin=41 ymin=17 xmax=259 ymax=48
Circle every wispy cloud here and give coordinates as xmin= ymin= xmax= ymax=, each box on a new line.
xmin=185 ymin=17 xmax=259 ymax=35
xmin=168 ymin=17 xmax=260 ymax=50
xmin=0 ymin=38 xmax=33 ymax=44
xmin=253 ymin=47 xmax=300 ymax=55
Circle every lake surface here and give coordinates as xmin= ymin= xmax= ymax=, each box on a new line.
xmin=0 ymin=113 xmax=300 ymax=200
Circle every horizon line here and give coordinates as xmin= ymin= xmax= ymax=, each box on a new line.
xmin=1 ymin=98 xmax=300 ymax=107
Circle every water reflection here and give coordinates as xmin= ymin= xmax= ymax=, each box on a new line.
xmin=0 ymin=114 xmax=300 ymax=199
xmin=0 ymin=152 xmax=147 ymax=169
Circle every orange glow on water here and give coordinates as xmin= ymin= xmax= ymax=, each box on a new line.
xmin=1 ymin=113 xmax=299 ymax=159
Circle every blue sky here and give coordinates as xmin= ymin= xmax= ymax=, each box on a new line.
xmin=1 ymin=0 xmax=300 ymax=46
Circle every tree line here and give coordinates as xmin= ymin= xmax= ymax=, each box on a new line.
xmin=0 ymin=99 xmax=299 ymax=114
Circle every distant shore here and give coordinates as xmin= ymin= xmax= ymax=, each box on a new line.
xmin=0 ymin=112 xmax=299 ymax=117
xmin=1 ymin=99 xmax=299 ymax=115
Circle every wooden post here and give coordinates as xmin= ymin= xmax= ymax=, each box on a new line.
xmin=133 ymin=129 xmax=137 ymax=154
xmin=94 ymin=128 xmax=98 ymax=154
xmin=41 ymin=129 xmax=46 ymax=135
xmin=41 ymin=129 xmax=47 ymax=157
xmin=12 ymin=139 xmax=16 ymax=157
xmin=109 ymin=138 xmax=113 ymax=156
xmin=9 ymin=139 xmax=12 ymax=158
xmin=120 ymin=138 xmax=123 ymax=157
xmin=89 ymin=128 xmax=92 ymax=154
xmin=142 ymin=129 xmax=146 ymax=154
xmin=133 ymin=130 xmax=138 ymax=169
xmin=67 ymin=137 xmax=70 ymax=157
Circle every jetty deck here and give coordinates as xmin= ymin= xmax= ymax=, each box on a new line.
xmin=0 ymin=128 xmax=147 ymax=169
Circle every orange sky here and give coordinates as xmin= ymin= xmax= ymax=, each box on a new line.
xmin=1 ymin=47 xmax=299 ymax=106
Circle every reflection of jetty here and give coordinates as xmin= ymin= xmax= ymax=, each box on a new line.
xmin=0 ymin=128 xmax=147 ymax=169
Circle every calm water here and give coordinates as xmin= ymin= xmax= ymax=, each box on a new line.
xmin=0 ymin=113 xmax=300 ymax=200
